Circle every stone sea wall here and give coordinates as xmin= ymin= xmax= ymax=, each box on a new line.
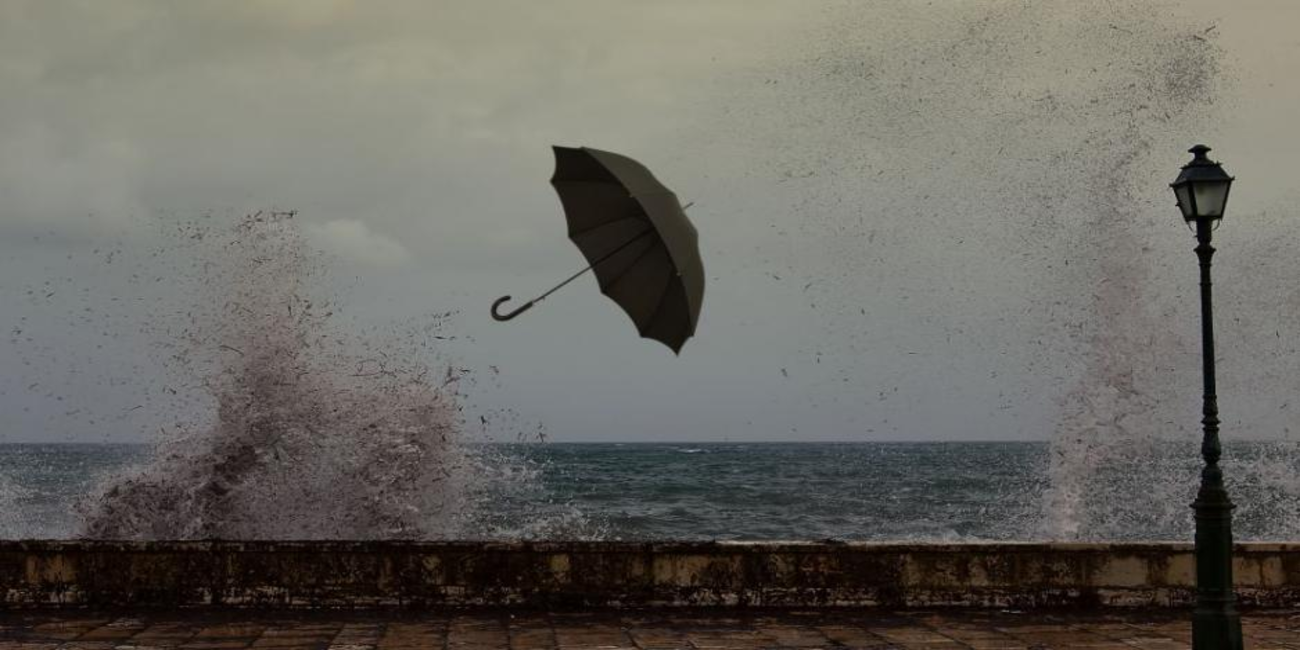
xmin=2 ymin=541 xmax=1299 ymax=609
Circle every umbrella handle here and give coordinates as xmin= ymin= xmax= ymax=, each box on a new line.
xmin=491 ymin=295 xmax=535 ymax=321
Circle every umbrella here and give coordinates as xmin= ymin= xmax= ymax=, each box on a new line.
xmin=491 ymin=146 xmax=704 ymax=354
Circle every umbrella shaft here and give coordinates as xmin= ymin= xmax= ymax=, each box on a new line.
xmin=535 ymin=228 xmax=653 ymax=303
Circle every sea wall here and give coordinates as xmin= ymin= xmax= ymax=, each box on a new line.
xmin=2 ymin=541 xmax=1300 ymax=609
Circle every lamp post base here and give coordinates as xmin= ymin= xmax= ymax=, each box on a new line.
xmin=1192 ymin=489 xmax=1241 ymax=650
xmin=1193 ymin=609 xmax=1243 ymax=650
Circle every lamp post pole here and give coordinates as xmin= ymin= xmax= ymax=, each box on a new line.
xmin=1171 ymin=145 xmax=1242 ymax=650
xmin=1191 ymin=213 xmax=1242 ymax=650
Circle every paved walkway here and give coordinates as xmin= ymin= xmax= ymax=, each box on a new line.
xmin=0 ymin=609 xmax=1297 ymax=650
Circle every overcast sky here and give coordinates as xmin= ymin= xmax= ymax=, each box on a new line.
xmin=2 ymin=0 xmax=1299 ymax=444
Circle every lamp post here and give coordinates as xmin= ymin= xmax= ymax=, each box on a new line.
xmin=1171 ymin=144 xmax=1242 ymax=650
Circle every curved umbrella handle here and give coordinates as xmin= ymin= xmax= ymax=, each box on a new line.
xmin=491 ymin=295 xmax=536 ymax=321
xmin=490 ymin=229 xmax=652 ymax=324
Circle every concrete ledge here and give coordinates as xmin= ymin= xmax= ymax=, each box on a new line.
xmin=3 ymin=541 xmax=1300 ymax=609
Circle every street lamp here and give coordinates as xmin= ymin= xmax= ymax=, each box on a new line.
xmin=1171 ymin=144 xmax=1242 ymax=650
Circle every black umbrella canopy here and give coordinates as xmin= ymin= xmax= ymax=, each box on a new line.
xmin=491 ymin=146 xmax=704 ymax=354
xmin=550 ymin=146 xmax=704 ymax=353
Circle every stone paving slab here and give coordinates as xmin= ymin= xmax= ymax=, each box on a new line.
xmin=0 ymin=609 xmax=1298 ymax=650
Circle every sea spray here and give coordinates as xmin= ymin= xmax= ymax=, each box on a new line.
xmin=75 ymin=212 xmax=568 ymax=539
xmin=0 ymin=473 xmax=33 ymax=536
xmin=701 ymin=0 xmax=1238 ymax=538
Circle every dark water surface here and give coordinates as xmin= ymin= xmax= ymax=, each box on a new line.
xmin=513 ymin=442 xmax=1046 ymax=541
xmin=3 ymin=441 xmax=1297 ymax=541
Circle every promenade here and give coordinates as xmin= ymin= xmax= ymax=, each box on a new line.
xmin=1 ymin=609 xmax=1298 ymax=650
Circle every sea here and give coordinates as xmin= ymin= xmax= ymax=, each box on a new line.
xmin=3 ymin=441 xmax=1297 ymax=542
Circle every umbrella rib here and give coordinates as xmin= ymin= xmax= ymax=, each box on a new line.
xmin=569 ymin=215 xmax=646 ymax=238
xmin=551 ymin=182 xmax=678 ymax=202
xmin=638 ymin=272 xmax=679 ymax=337
xmin=600 ymin=237 xmax=661 ymax=294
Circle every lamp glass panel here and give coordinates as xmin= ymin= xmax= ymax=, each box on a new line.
xmin=1174 ymin=184 xmax=1195 ymax=220
xmin=1192 ymin=179 xmax=1230 ymax=218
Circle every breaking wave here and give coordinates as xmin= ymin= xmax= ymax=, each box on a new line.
xmin=76 ymin=212 xmax=593 ymax=540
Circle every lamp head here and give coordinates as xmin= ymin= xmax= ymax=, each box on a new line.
xmin=1171 ymin=144 xmax=1233 ymax=223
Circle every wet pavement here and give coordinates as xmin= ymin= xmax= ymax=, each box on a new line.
xmin=0 ymin=609 xmax=1297 ymax=649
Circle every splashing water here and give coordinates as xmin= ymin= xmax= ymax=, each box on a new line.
xmin=75 ymin=212 xmax=580 ymax=540
xmin=691 ymin=0 xmax=1300 ymax=540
